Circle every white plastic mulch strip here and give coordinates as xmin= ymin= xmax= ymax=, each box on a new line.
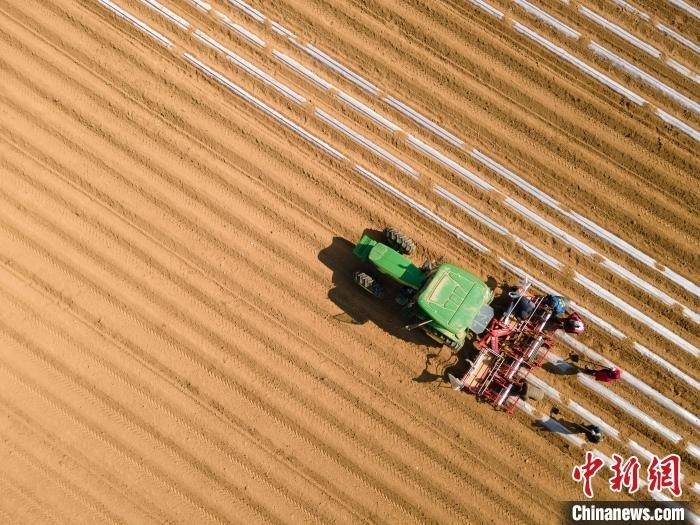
xmin=567 ymin=301 xmax=626 ymax=339
xmin=355 ymin=166 xmax=489 ymax=253
xmin=513 ymin=237 xmax=563 ymax=269
xmin=315 ymin=110 xmax=418 ymax=177
xmin=384 ymin=98 xmax=465 ymax=148
xmin=633 ymin=343 xmax=700 ymax=391
xmin=227 ymin=0 xmax=265 ymax=24
xmin=518 ymin=401 xmax=587 ymax=446
xmin=668 ymin=0 xmax=700 ymax=19
xmin=208 ymin=0 xmax=700 ymax=309
xmin=666 ymin=59 xmax=700 ymax=84
xmin=514 ymin=0 xmax=581 ymax=39
xmin=656 ymin=23 xmax=700 ymax=54
xmin=304 ymin=44 xmax=380 ymax=95
xmin=469 ymin=0 xmax=505 ymax=19
xmin=687 ymin=443 xmax=700 ymax=460
xmin=193 ymin=30 xmax=306 ymax=104
xmin=183 ymin=53 xmax=345 ymax=159
xmin=568 ymin=399 xmax=621 ymax=440
xmin=656 ymin=109 xmax=700 ymax=141
xmin=578 ymin=374 xmax=683 ymax=443
xmin=575 ymin=273 xmax=700 ymax=358
xmin=214 ymin=11 xmax=266 ymax=47
xmin=589 ymin=42 xmax=700 ymax=114
xmin=565 ymin=210 xmax=700 ymax=297
xmin=337 ymin=92 xmax=402 ymax=132
xmin=434 ymin=186 xmax=509 ymax=235
xmin=98 ymin=0 xmax=174 ymax=48
xmin=470 ymin=150 xmax=561 ymax=210
xmin=559 ymin=334 xmax=699 ymax=425
xmin=188 ymin=0 xmax=211 ymax=12
xmin=270 ymin=21 xmax=295 ymax=39
xmin=610 ymin=0 xmax=651 ymax=21
xmin=578 ymin=6 xmax=660 ymax=57
xmin=526 ymin=374 xmax=562 ymax=401
xmin=511 ymin=21 xmax=647 ymax=105
xmin=498 ymin=258 xmax=561 ymax=296
xmin=140 ymin=0 xmax=190 ymax=30
xmin=272 ymin=51 xmax=333 ymax=91
xmin=504 ymin=198 xmax=597 ymax=256
xmin=601 ymin=259 xmax=674 ymax=307
xmin=407 ymin=137 xmax=494 ymax=191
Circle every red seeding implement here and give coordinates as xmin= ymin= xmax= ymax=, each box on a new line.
xmin=449 ymin=280 xmax=583 ymax=413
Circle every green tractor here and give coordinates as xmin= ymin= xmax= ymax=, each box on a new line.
xmin=352 ymin=227 xmax=495 ymax=351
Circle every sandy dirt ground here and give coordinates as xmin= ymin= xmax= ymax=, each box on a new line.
xmin=0 ymin=0 xmax=698 ymax=522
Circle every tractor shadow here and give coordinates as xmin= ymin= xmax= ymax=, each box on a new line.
xmin=318 ymin=233 xmax=432 ymax=347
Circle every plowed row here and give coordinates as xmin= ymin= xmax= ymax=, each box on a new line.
xmin=0 ymin=0 xmax=697 ymax=522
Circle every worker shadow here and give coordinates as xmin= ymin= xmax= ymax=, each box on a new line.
xmin=318 ymin=234 xmax=437 ymax=347
xmin=533 ymin=415 xmax=585 ymax=435
xmin=543 ymin=361 xmax=580 ymax=376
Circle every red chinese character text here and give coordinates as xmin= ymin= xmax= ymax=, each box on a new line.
xmin=647 ymin=453 xmax=682 ymax=497
xmin=572 ymin=451 xmax=605 ymax=498
xmin=608 ymin=453 xmax=641 ymax=494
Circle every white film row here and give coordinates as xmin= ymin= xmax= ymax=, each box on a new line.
xmin=511 ymin=21 xmax=647 ymax=105
xmin=315 ymin=110 xmax=418 ymax=177
xmin=574 ymin=274 xmax=699 ymax=358
xmin=337 ymin=92 xmax=402 ymax=132
xmin=272 ymin=51 xmax=333 ymax=91
xmin=465 ymin=191 xmax=700 ymax=354
xmin=514 ymin=0 xmax=581 ymax=39
xmin=504 ymin=197 xmax=597 ymax=256
xmin=560 ymin=334 xmax=699 ymax=426
xmin=140 ymin=0 xmax=190 ymax=30
xmin=436 ymin=186 xmax=562 ymax=268
xmin=656 ymin=23 xmax=700 ymax=54
xmin=384 ymin=98 xmax=465 ymax=148
xmin=214 ymin=11 xmax=266 ymax=47
xmin=356 ymin=167 xmax=489 ymax=253
xmin=183 ymin=53 xmax=344 ymax=159
xmin=227 ymin=0 xmax=265 ymax=24
xmin=188 ymin=0 xmax=211 ymax=13
xmin=98 ymin=0 xmax=174 ymax=48
xmin=529 ymin=361 xmax=700 ymax=502
xmin=209 ymin=0 xmax=699 ymax=306
xmin=588 ymin=42 xmax=700 ymax=114
xmin=469 ymin=0 xmax=505 ymax=20
xmin=667 ymin=0 xmax=700 ymax=20
xmin=179 ymin=1 xmax=698 ymax=371
xmin=578 ymin=6 xmax=660 ymax=57
xmin=304 ymin=44 xmax=380 ymax=95
xmin=193 ymin=30 xmax=306 ymax=104
xmin=665 ymin=59 xmax=700 ymax=84
xmin=578 ymin=374 xmax=683 ymax=443
xmin=409 ymin=137 xmax=494 ymax=191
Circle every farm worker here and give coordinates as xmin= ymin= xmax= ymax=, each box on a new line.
xmin=563 ymin=312 xmax=585 ymax=334
xmin=583 ymin=366 xmax=622 ymax=383
xmin=584 ymin=424 xmax=603 ymax=444
xmin=545 ymin=294 xmax=567 ymax=318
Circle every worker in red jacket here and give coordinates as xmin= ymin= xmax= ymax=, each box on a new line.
xmin=583 ymin=366 xmax=622 ymax=383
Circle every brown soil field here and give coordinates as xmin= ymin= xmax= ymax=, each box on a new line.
xmin=0 ymin=0 xmax=698 ymax=522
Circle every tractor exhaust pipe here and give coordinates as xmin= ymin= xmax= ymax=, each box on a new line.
xmin=404 ymin=319 xmax=432 ymax=331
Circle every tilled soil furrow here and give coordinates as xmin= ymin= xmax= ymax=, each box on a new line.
xmin=0 ymin=139 xmax=555 ymax=523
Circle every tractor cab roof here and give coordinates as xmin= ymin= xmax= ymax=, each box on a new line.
xmin=417 ymin=264 xmax=493 ymax=334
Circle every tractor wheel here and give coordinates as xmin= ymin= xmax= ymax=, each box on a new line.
xmin=383 ymin=227 xmax=416 ymax=255
xmin=424 ymin=327 xmax=464 ymax=351
xmin=446 ymin=338 xmax=464 ymax=352
xmin=353 ymin=271 xmax=384 ymax=298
